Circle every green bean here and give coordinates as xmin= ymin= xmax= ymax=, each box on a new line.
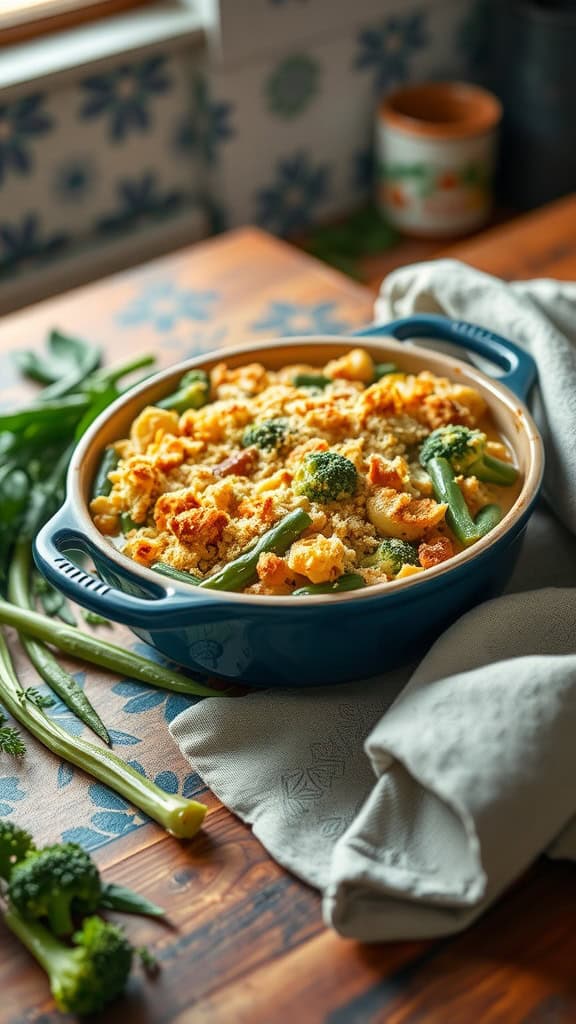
xmin=0 ymin=600 xmax=225 ymax=698
xmin=157 ymin=370 xmax=210 ymax=414
xmin=474 ymin=503 xmax=503 ymax=538
xmin=89 ymin=353 xmax=156 ymax=390
xmin=92 ymin=447 xmax=119 ymax=499
xmin=469 ymin=454 xmax=518 ymax=486
xmin=0 ymin=630 xmax=207 ymax=838
xmin=374 ymin=362 xmax=398 ymax=380
xmin=8 ymin=448 xmax=111 ymax=745
xmin=120 ymin=513 xmax=138 ymax=535
xmin=292 ymin=573 xmax=366 ymax=596
xmin=151 ymin=562 xmax=202 ymax=586
xmin=426 ymin=456 xmax=481 ymax=547
xmin=292 ymin=373 xmax=331 ymax=389
xmin=9 ymin=538 xmax=111 ymax=745
xmin=200 ymin=508 xmax=312 ymax=592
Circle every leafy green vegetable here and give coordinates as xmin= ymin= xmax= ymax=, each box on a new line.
xmin=0 ymin=705 xmax=26 ymax=757
xmin=13 ymin=330 xmax=101 ymax=395
xmin=24 ymin=688 xmax=55 ymax=709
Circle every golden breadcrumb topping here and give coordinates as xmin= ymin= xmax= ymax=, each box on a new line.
xmin=90 ymin=349 xmax=518 ymax=595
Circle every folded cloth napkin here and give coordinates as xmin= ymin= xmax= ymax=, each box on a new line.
xmin=170 ymin=261 xmax=576 ymax=941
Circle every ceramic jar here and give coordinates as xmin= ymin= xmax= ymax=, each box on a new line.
xmin=377 ymin=81 xmax=502 ymax=238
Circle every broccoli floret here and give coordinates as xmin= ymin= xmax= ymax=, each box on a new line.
xmin=9 ymin=843 xmax=101 ymax=936
xmin=157 ymin=369 xmax=210 ymax=413
xmin=0 ymin=821 xmax=36 ymax=881
xmin=242 ymin=417 xmax=288 ymax=451
xmin=4 ymin=910 xmax=133 ymax=1016
xmin=362 ymin=539 xmax=420 ymax=575
xmin=419 ymin=424 xmax=517 ymax=485
xmin=293 ymin=451 xmax=358 ymax=503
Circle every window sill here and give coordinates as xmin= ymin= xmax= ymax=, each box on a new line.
xmin=0 ymin=0 xmax=206 ymax=98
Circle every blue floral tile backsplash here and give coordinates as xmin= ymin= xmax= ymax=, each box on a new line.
xmin=0 ymin=0 xmax=476 ymax=298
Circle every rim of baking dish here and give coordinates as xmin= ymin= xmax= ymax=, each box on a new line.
xmin=69 ymin=336 xmax=544 ymax=607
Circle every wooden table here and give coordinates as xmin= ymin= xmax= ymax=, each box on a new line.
xmin=1 ymin=197 xmax=576 ymax=1024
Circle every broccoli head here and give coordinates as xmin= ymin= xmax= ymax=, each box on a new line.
xmin=158 ymin=369 xmax=210 ymax=413
xmin=362 ymin=538 xmax=420 ymax=576
xmin=4 ymin=909 xmax=134 ymax=1016
xmin=419 ymin=424 xmax=518 ymax=485
xmin=419 ymin=425 xmax=485 ymax=474
xmin=293 ymin=451 xmax=358 ymax=503
xmin=9 ymin=842 xmax=101 ymax=936
xmin=0 ymin=821 xmax=36 ymax=881
xmin=242 ymin=417 xmax=288 ymax=451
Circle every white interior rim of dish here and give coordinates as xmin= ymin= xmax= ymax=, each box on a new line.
xmin=70 ymin=335 xmax=544 ymax=606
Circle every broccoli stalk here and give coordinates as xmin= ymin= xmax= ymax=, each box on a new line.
xmin=3 ymin=909 xmax=133 ymax=1016
xmin=9 ymin=844 xmax=101 ymax=937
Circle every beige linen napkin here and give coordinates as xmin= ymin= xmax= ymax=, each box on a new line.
xmin=170 ymin=261 xmax=576 ymax=941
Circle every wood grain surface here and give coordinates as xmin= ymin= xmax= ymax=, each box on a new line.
xmin=0 ymin=205 xmax=575 ymax=1024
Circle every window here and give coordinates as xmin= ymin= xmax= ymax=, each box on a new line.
xmin=0 ymin=0 xmax=150 ymax=44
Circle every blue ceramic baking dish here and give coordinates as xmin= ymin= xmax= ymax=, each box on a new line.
xmin=34 ymin=316 xmax=544 ymax=687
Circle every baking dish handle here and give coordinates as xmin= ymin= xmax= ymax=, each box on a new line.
xmin=34 ymin=502 xmax=214 ymax=629
xmin=354 ymin=314 xmax=537 ymax=400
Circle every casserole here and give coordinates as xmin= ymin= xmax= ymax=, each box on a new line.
xmin=34 ymin=316 xmax=543 ymax=687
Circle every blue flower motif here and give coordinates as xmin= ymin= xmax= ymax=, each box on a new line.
xmin=53 ymin=157 xmax=96 ymax=203
xmin=0 ymin=94 xmax=52 ymax=185
xmin=0 ymin=777 xmax=26 ymax=817
xmin=354 ymin=12 xmax=428 ymax=95
xmin=62 ymin=784 xmax=144 ymax=851
xmin=175 ymin=77 xmax=233 ymax=165
xmin=61 ymin=764 xmax=198 ymax=851
xmin=251 ymin=300 xmax=349 ymax=337
xmin=118 ymin=280 xmax=218 ymax=333
xmin=256 ymin=151 xmax=330 ymax=236
xmin=266 ymin=54 xmax=320 ymax=118
xmin=97 ymin=171 xmax=185 ymax=235
xmin=174 ymin=324 xmax=229 ymax=359
xmin=57 ymin=762 xmax=74 ymax=789
xmin=80 ymin=55 xmax=172 ymax=142
xmin=87 ymin=783 xmax=142 ymax=836
xmin=112 ymin=679 xmax=197 ymax=724
xmin=353 ymin=146 xmax=375 ymax=192
xmin=0 ymin=213 xmax=68 ymax=277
